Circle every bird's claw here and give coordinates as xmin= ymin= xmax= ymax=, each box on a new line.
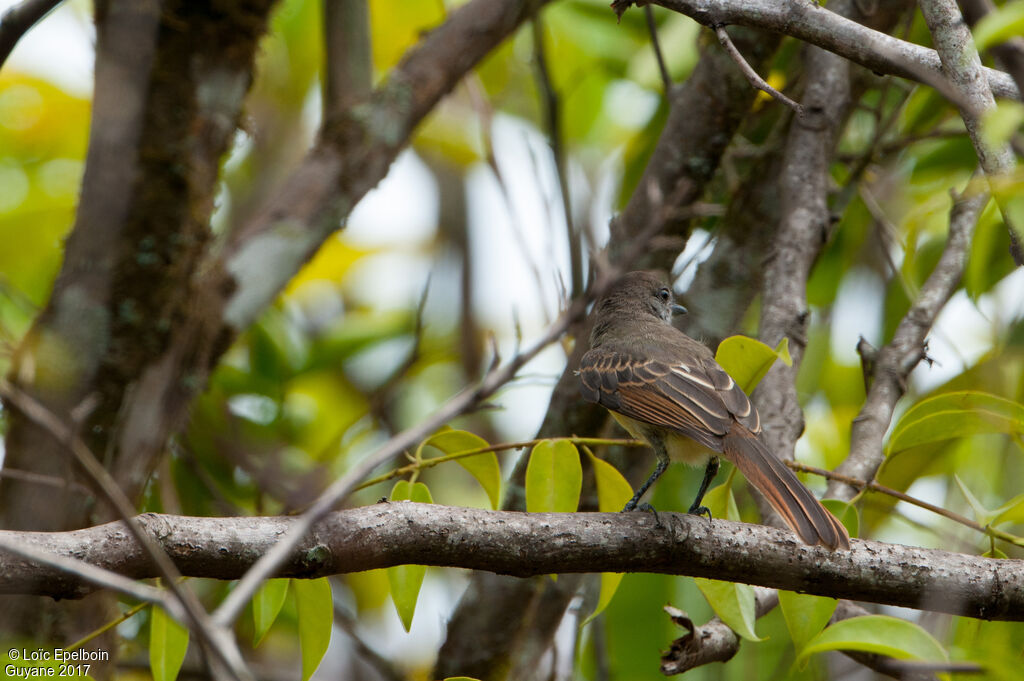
xmin=687 ymin=504 xmax=713 ymax=526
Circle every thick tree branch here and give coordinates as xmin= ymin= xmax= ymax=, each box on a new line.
xmin=1 ymin=505 xmax=1021 ymax=622
xmin=623 ymin=0 xmax=1020 ymax=101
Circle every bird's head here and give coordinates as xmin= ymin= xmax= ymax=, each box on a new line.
xmin=597 ymin=271 xmax=687 ymax=324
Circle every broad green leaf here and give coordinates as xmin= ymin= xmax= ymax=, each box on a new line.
xmin=797 ymin=615 xmax=948 ymax=664
xmin=715 ymin=335 xmax=792 ymax=393
xmin=581 ymin=451 xmax=632 ymax=624
xmin=387 ymin=481 xmax=433 ymax=631
xmin=586 ymin=450 xmax=634 ymax=512
xmin=974 ymin=1 xmax=1024 ymax=50
xmin=992 ymin=492 xmax=1024 ymax=526
xmin=150 ymin=605 xmax=189 ymax=681
xmin=693 ymin=578 xmax=762 ymax=641
xmin=293 ymin=577 xmax=333 ymax=681
xmin=982 ymin=102 xmax=1024 ymax=150
xmin=822 ymin=499 xmax=859 ymax=539
xmin=420 ymin=428 xmax=501 ymax=509
xmin=525 ymin=440 xmax=582 ymax=513
xmin=253 ymin=578 xmax=290 ymax=646
xmin=702 ymin=481 xmax=740 ymax=522
xmin=887 ymin=391 xmax=1024 ymax=456
xmin=779 ymin=591 xmax=838 ymax=652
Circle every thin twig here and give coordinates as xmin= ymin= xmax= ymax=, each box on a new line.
xmin=644 ymin=5 xmax=672 ymax=93
xmin=0 ymin=380 xmax=252 ymax=681
xmin=0 ymin=535 xmax=177 ymax=614
xmin=0 ymin=0 xmax=62 ymax=71
xmin=715 ymin=26 xmax=804 ymax=117
xmin=787 ymin=461 xmax=1024 ymax=546
xmin=532 ymin=15 xmax=583 ymax=297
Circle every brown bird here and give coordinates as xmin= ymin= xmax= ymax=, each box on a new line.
xmin=579 ymin=271 xmax=850 ymax=550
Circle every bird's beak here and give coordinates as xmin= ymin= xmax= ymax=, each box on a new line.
xmin=672 ymin=303 xmax=688 ymax=316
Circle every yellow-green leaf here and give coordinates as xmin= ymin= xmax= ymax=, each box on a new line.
xmin=702 ymin=481 xmax=740 ymax=522
xmin=694 ymin=579 xmax=762 ymax=641
xmin=525 ymin=440 xmax=582 ymax=513
xmin=974 ymin=1 xmax=1024 ymax=50
xmin=581 ymin=450 xmax=631 ymax=624
xmin=779 ymin=591 xmax=838 ymax=652
xmin=887 ymin=391 xmax=1024 ymax=456
xmin=253 ymin=578 xmax=290 ymax=646
xmin=420 ymin=428 xmax=501 ymax=509
xmin=387 ymin=481 xmax=432 ymax=631
xmin=715 ymin=335 xmax=792 ymax=393
xmin=293 ymin=578 xmax=333 ymax=681
xmin=586 ymin=450 xmax=634 ymax=512
xmin=821 ymin=499 xmax=859 ymax=539
xmin=150 ymin=605 xmax=189 ymax=681
xmin=797 ymin=615 xmax=948 ymax=664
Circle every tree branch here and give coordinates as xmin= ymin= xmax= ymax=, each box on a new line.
xmin=628 ymin=0 xmax=1020 ymax=101
xmin=2 ymin=505 xmax=1021 ymax=621
xmin=829 ymin=186 xmax=987 ymax=497
xmin=0 ymin=0 xmax=62 ymax=70
xmin=919 ymin=0 xmax=1023 ymax=265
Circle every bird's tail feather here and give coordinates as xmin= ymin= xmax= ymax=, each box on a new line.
xmin=722 ymin=423 xmax=850 ymax=550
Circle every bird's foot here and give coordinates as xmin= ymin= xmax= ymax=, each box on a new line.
xmin=687 ymin=504 xmax=713 ymax=526
xmin=621 ymin=500 xmax=663 ymax=527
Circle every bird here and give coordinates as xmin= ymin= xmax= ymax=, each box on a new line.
xmin=578 ymin=271 xmax=850 ymax=550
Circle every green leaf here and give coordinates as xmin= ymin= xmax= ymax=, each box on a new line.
xmin=887 ymin=391 xmax=1024 ymax=456
xmin=797 ymin=615 xmax=948 ymax=664
xmin=252 ymin=578 xmax=290 ymax=646
xmin=525 ymin=440 xmax=582 ymax=513
xmin=779 ymin=591 xmax=838 ymax=652
xmin=702 ymin=481 xmax=740 ymax=522
xmin=420 ymin=428 xmax=501 ymax=509
xmin=581 ymin=450 xmax=631 ymax=625
xmin=586 ymin=450 xmax=634 ymax=512
xmin=150 ymin=605 xmax=189 ymax=681
xmin=982 ymin=102 xmax=1024 ymax=150
xmin=387 ymin=481 xmax=433 ymax=631
xmin=693 ymin=579 xmax=762 ymax=641
xmin=293 ymin=577 xmax=333 ymax=681
xmin=992 ymin=492 xmax=1024 ymax=526
xmin=974 ymin=1 xmax=1024 ymax=50
xmin=822 ymin=499 xmax=859 ymax=539
xmin=715 ymin=335 xmax=792 ymax=393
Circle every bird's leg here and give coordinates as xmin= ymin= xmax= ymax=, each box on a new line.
xmin=622 ymin=446 xmax=670 ymax=512
xmin=687 ymin=456 xmax=720 ymax=520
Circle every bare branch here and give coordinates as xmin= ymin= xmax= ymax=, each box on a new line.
xmin=644 ymin=5 xmax=672 ymax=93
xmin=2 ymin=505 xmax=1022 ymax=621
xmin=919 ymin=0 xmax=1023 ymax=265
xmin=322 ymin=0 xmax=372 ymax=120
xmin=829 ymin=185 xmax=987 ymax=498
xmin=636 ymin=0 xmax=1020 ymax=101
xmin=0 ymin=0 xmax=62 ymax=71
xmin=0 ymin=380 xmax=251 ymax=681
xmin=0 ymin=535 xmax=178 ymax=617
xmin=714 ymin=25 xmax=803 ymax=116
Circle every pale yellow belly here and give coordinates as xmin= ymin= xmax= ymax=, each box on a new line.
xmin=610 ymin=412 xmax=715 ymax=466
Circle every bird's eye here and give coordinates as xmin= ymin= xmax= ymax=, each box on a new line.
xmin=658 ymin=288 xmax=670 ymax=302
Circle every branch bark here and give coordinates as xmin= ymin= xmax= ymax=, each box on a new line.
xmin=632 ymin=0 xmax=1020 ymax=101
xmin=2 ymin=505 xmax=1021 ymax=621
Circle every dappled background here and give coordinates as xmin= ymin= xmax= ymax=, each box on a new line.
xmin=1 ymin=0 xmax=1023 ymax=679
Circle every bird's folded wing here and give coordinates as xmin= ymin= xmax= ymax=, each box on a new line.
xmin=579 ymin=349 xmax=751 ymax=450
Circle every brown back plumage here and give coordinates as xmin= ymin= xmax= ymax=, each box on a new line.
xmin=580 ymin=271 xmax=850 ymax=550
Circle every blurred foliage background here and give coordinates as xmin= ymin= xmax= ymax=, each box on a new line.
xmin=1 ymin=0 xmax=1023 ymax=679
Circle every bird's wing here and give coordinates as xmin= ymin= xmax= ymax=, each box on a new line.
xmin=579 ymin=348 xmax=755 ymax=450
